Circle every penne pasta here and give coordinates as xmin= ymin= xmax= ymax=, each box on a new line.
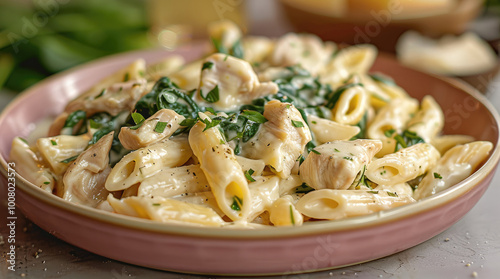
xmin=188 ymin=118 xmax=251 ymax=221
xmin=105 ymin=136 xmax=192 ymax=191
xmin=366 ymin=143 xmax=441 ymax=185
xmin=296 ymin=189 xmax=415 ymax=220
xmin=107 ymin=195 xmax=225 ymax=227
xmin=413 ymin=141 xmax=493 ymax=200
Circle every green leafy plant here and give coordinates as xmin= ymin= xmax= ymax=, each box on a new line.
xmin=0 ymin=0 xmax=151 ymax=92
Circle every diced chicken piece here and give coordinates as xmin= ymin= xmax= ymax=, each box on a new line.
xmin=196 ymin=53 xmax=278 ymax=111
xmin=61 ymin=132 xmax=114 ymax=207
xmin=242 ymin=100 xmax=312 ymax=178
xmin=65 ymin=79 xmax=148 ymax=117
xmin=37 ymin=134 xmax=91 ymax=176
xmin=119 ymin=109 xmax=185 ymax=150
xmin=208 ymin=20 xmax=242 ymax=53
xmin=269 ymin=33 xmax=336 ymax=75
xmin=64 ymin=59 xmax=148 ymax=117
xmin=300 ymin=139 xmax=382 ymax=190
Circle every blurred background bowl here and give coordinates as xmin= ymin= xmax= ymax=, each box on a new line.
xmin=280 ymin=0 xmax=484 ymax=53
xmin=455 ymin=39 xmax=500 ymax=93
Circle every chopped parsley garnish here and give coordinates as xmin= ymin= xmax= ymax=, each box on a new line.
xmin=294 ymin=183 xmax=315 ymax=194
xmin=290 ymin=205 xmax=295 ymax=225
xmin=343 ymin=156 xmax=353 ymax=161
xmin=311 ymin=149 xmax=321 ymax=155
xmin=152 ymin=203 xmax=161 ymax=206
xmin=130 ymin=112 xmax=146 ymax=130
xmin=296 ymin=154 xmax=305 ymax=165
xmin=43 ymin=181 xmax=50 ymax=185
xmin=291 ymin=120 xmax=304 ymax=128
xmin=95 ymin=89 xmax=106 ymax=99
xmin=19 ymin=137 xmax=29 ymax=144
xmin=434 ymin=172 xmax=443 ymax=179
xmin=386 ymin=191 xmax=398 ymax=197
xmin=60 ymin=154 xmax=79 ymax=164
xmin=200 ymin=85 xmax=220 ymax=103
xmin=89 ymin=119 xmax=102 ymax=129
xmin=63 ymin=110 xmax=86 ymax=130
xmin=123 ymin=72 xmax=130 ymax=82
xmin=201 ymin=117 xmax=222 ymax=132
xmin=231 ymin=196 xmax=243 ymax=211
xmin=393 ymin=130 xmax=425 ymax=152
xmin=367 ymin=190 xmax=379 ymax=194
xmin=334 ymin=148 xmax=340 ymax=152
xmin=205 ymin=107 xmax=216 ymax=114
xmin=202 ymin=61 xmax=214 ymax=71
xmin=384 ymin=129 xmax=396 ymax=138
xmin=355 ymin=165 xmax=371 ymax=189
xmin=154 ymin=121 xmax=168 ymax=133
xmin=370 ymin=73 xmax=396 ymax=87
xmin=50 ymin=140 xmax=57 ymax=146
xmin=244 ymin=169 xmax=256 ymax=182
xmin=240 ymin=110 xmax=267 ymax=123
xmin=179 ymin=118 xmax=197 ymax=128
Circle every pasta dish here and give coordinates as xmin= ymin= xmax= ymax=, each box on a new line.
xmin=9 ymin=21 xmax=493 ymax=228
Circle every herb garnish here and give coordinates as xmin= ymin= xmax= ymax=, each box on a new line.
xmin=434 ymin=172 xmax=443 ymax=179
xmin=202 ymin=61 xmax=214 ymax=71
xmin=294 ymin=183 xmax=315 ymax=194
xmin=200 ymin=85 xmax=220 ymax=103
xmin=291 ymin=120 xmax=304 ymax=128
xmin=393 ymin=130 xmax=425 ymax=152
xmin=244 ymin=169 xmax=256 ymax=182
xmin=240 ymin=110 xmax=267 ymax=123
xmin=231 ymin=196 xmax=243 ymax=211
xmin=130 ymin=112 xmax=145 ymax=130
xmin=386 ymin=191 xmax=398 ymax=197
xmin=154 ymin=121 xmax=168 ymax=133
xmin=60 ymin=154 xmax=79 ymax=164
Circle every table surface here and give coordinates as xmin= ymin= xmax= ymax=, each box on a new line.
xmin=2 ymin=2 xmax=500 ymax=278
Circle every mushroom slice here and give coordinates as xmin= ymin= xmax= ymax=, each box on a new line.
xmin=119 ymin=109 xmax=185 ymax=150
xmin=300 ymin=139 xmax=382 ymax=190
xmin=61 ymin=132 xmax=114 ymax=207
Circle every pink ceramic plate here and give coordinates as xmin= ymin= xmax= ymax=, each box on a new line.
xmin=1 ymin=44 xmax=499 ymax=276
